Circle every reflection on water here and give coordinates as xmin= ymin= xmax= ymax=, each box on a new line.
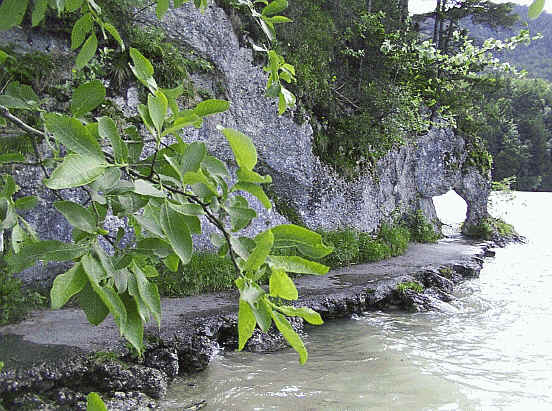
xmin=163 ymin=192 xmax=552 ymax=410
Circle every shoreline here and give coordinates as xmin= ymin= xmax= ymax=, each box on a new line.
xmin=0 ymin=237 xmax=497 ymax=410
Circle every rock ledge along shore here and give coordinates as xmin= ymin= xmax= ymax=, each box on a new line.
xmin=0 ymin=237 xmax=496 ymax=410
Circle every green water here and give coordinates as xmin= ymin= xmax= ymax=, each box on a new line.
xmin=162 ymin=192 xmax=552 ymax=410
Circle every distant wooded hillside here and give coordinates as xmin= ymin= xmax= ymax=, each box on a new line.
xmin=461 ymin=5 xmax=552 ymax=81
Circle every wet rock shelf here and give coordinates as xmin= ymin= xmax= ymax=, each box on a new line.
xmin=0 ymin=238 xmax=495 ymax=410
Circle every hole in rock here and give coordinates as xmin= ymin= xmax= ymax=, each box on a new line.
xmin=432 ymin=190 xmax=467 ymax=236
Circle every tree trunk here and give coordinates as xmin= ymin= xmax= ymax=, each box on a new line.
xmin=398 ymin=0 xmax=408 ymax=22
xmin=438 ymin=0 xmax=446 ymax=50
xmin=433 ymin=0 xmax=442 ymax=45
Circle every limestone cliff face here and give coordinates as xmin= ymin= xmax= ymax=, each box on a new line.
xmin=135 ymin=2 xmax=489 ymax=231
xmin=0 ymin=1 xmax=490 ymax=285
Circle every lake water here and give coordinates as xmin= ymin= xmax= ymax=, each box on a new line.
xmin=162 ymin=191 xmax=552 ymax=410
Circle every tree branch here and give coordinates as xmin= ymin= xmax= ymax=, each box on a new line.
xmin=0 ymin=105 xmax=45 ymax=137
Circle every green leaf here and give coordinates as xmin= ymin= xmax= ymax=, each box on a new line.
xmin=7 ymin=240 xmax=88 ymax=272
xmin=278 ymin=93 xmax=286 ymax=115
xmin=193 ymin=0 xmax=208 ymax=11
xmin=120 ymin=293 xmax=144 ymax=355
xmin=93 ymin=283 xmax=127 ymax=330
xmin=131 ymin=261 xmax=161 ymax=327
xmin=262 ymin=0 xmax=288 ymax=16
xmin=114 ymin=268 xmax=129 ymax=293
xmin=66 ymin=0 xmax=84 ymax=12
xmin=156 ymin=0 xmax=169 ymax=19
xmin=71 ymin=13 xmax=93 ymax=49
xmin=162 ymin=85 xmax=184 ymax=114
xmin=267 ymin=15 xmax=292 ymax=24
xmin=138 ymin=103 xmax=155 ymax=135
xmin=230 ymin=236 xmax=254 ymax=260
xmin=11 ymin=223 xmax=26 ymax=253
xmin=227 ymin=205 xmax=256 ymax=232
xmin=271 ymin=310 xmax=307 ymax=364
xmin=45 ymin=154 xmax=107 ymax=189
xmin=98 ymin=117 xmax=128 ymax=164
xmin=148 ymin=90 xmax=168 ymax=136
xmin=164 ymin=142 xmax=206 ymax=179
xmin=86 ymin=392 xmax=108 ymax=411
xmin=0 ymin=153 xmax=25 ymax=164
xmin=103 ymin=22 xmax=124 ymax=51
xmin=126 ymin=126 xmax=143 ymax=163
xmin=89 ymin=167 xmax=121 ymax=193
xmin=44 ymin=114 xmax=104 ymax=161
xmin=238 ymin=282 xmax=272 ymax=332
xmin=71 ymin=80 xmax=106 ymax=117
xmin=167 ymin=205 xmax=201 ymax=234
xmin=75 ymin=33 xmax=98 ymax=70
xmin=269 ymin=268 xmax=297 ymax=300
xmin=7 ymin=81 xmax=40 ymax=104
xmin=136 ymin=238 xmax=171 ymax=258
xmin=237 ymin=169 xmax=272 ymax=184
xmin=167 ymin=202 xmax=204 ymax=216
xmin=32 ymin=0 xmax=48 ymax=26
xmin=54 ymin=201 xmax=97 ymax=234
xmin=0 ymin=49 xmax=10 ymax=64
xmin=0 ymin=0 xmax=29 ymax=31
xmin=134 ymin=202 xmax=164 ymax=236
xmin=244 ymin=230 xmax=273 ymax=274
xmin=238 ymin=299 xmax=256 ymax=350
xmin=252 ymin=296 xmax=273 ymax=332
xmin=126 ymin=272 xmax=150 ymax=323
xmin=160 ymin=202 xmax=193 ymax=265
xmin=232 ymin=182 xmax=272 ymax=209
xmin=134 ymin=179 xmax=166 ymax=198
xmin=79 ymin=282 xmax=109 ymax=325
xmin=193 ymin=99 xmax=230 ymax=117
xmin=0 ymin=199 xmax=16 ymax=231
xmin=51 ymin=262 xmax=88 ymax=309
xmin=161 ymin=114 xmax=202 ymax=136
xmin=277 ymin=305 xmax=323 ymax=325
xmin=239 ymin=280 xmax=264 ymax=306
xmin=14 ymin=196 xmax=38 ymax=210
xmin=218 ymin=127 xmax=257 ymax=171
xmin=163 ymin=253 xmax=179 ymax=272
xmin=19 ymin=218 xmax=38 ymax=242
xmin=0 ymin=175 xmax=17 ymax=198
xmin=271 ymin=224 xmax=333 ymax=259
xmin=182 ymin=171 xmax=217 ymax=194
xmin=268 ymin=255 xmax=329 ymax=275
xmin=202 ymin=155 xmax=229 ymax=178
xmin=94 ymin=243 xmax=126 ymax=291
xmin=129 ymin=48 xmax=157 ymax=92
xmin=81 ymin=254 xmax=108 ymax=285
xmin=528 ymin=0 xmax=545 ymax=19
xmin=0 ymin=95 xmax=29 ymax=109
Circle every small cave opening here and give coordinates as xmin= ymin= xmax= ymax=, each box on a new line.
xmin=432 ymin=190 xmax=468 ymax=236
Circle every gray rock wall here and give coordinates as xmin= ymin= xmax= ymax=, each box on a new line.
xmin=0 ymin=1 xmax=490 ymax=285
xmin=136 ymin=1 xmax=487 ymax=231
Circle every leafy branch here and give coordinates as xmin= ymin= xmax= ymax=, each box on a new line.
xmin=0 ymin=0 xmax=328 ymax=364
